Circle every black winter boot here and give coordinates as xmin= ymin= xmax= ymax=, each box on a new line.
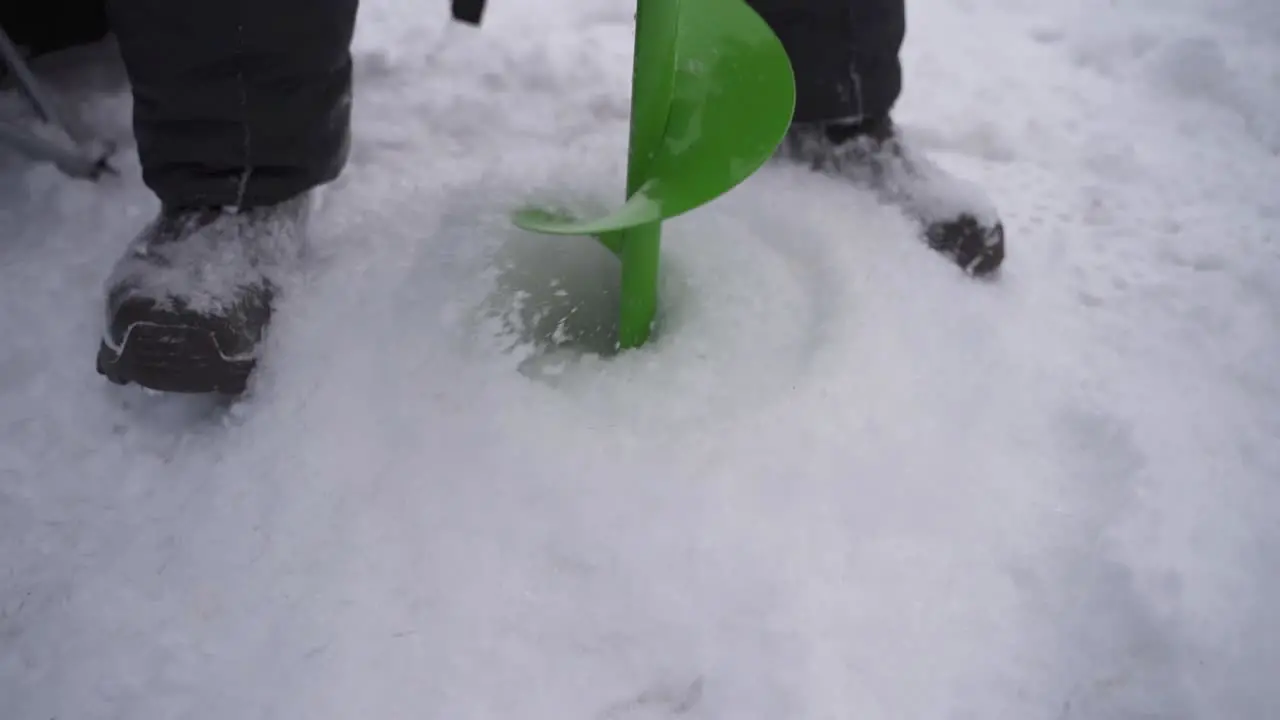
xmin=96 ymin=195 xmax=310 ymax=394
xmin=780 ymin=116 xmax=1005 ymax=276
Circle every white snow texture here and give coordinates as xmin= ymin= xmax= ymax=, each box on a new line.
xmin=2 ymin=0 xmax=1278 ymax=718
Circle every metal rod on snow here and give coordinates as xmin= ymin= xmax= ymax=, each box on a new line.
xmin=0 ymin=26 xmax=116 ymax=179
xmin=0 ymin=121 xmax=113 ymax=179
xmin=0 ymin=26 xmax=67 ymax=128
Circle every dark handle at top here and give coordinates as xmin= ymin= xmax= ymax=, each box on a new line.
xmin=452 ymin=0 xmax=486 ymax=24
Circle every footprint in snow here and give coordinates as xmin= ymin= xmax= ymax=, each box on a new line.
xmin=597 ymin=677 xmax=705 ymax=719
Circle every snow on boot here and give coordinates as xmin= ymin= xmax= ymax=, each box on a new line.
xmin=95 ymin=195 xmax=310 ymax=394
xmin=780 ymin=116 xmax=1006 ymax=276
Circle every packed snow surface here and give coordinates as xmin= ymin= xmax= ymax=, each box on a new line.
xmin=3 ymin=0 xmax=1278 ymax=718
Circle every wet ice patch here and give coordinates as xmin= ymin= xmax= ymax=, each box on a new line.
xmin=482 ymin=229 xmax=623 ymax=360
xmin=471 ymin=167 xmax=859 ymax=430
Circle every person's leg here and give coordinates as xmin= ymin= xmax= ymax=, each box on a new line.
xmin=746 ymin=0 xmax=903 ymax=125
xmin=749 ymin=0 xmax=1005 ymax=276
xmin=96 ymin=0 xmax=358 ymax=394
xmin=1 ymin=0 xmax=109 ymax=59
xmin=105 ymin=0 xmax=355 ymax=208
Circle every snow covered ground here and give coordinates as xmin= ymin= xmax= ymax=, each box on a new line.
xmin=3 ymin=0 xmax=1279 ymax=717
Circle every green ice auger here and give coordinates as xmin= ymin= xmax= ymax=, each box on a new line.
xmin=513 ymin=0 xmax=796 ymax=349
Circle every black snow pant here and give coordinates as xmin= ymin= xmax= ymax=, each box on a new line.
xmin=3 ymin=0 xmax=357 ymax=209
xmin=3 ymin=0 xmax=901 ymax=206
xmin=748 ymin=0 xmax=905 ymax=124
xmin=106 ymin=0 xmax=358 ymax=208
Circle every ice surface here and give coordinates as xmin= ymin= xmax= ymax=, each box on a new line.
xmin=3 ymin=0 xmax=1279 ymax=718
